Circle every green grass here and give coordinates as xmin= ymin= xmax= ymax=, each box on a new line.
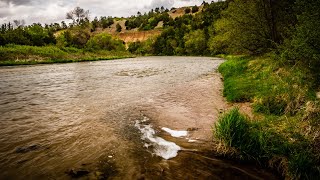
xmin=0 ymin=45 xmax=135 ymax=66
xmin=215 ymin=55 xmax=320 ymax=179
xmin=218 ymin=55 xmax=315 ymax=115
xmin=215 ymin=108 xmax=320 ymax=179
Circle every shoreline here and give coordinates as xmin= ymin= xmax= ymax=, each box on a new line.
xmin=0 ymin=56 xmax=136 ymax=66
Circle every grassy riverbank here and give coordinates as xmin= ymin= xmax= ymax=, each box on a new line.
xmin=214 ymin=55 xmax=320 ymax=179
xmin=0 ymin=45 xmax=134 ymax=66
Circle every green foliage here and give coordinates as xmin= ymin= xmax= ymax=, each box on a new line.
xmin=219 ymin=56 xmax=313 ymax=115
xmin=184 ymin=8 xmax=191 ymax=14
xmin=116 ymin=23 xmax=122 ymax=32
xmin=100 ymin=16 xmax=114 ymax=29
xmin=0 ymin=44 xmax=133 ymax=65
xmin=214 ymin=108 xmax=250 ymax=148
xmin=211 ymin=0 xmax=296 ymax=54
xmin=26 ymin=23 xmax=56 ymax=46
xmin=85 ymin=33 xmax=125 ymax=51
xmin=56 ymin=29 xmax=90 ymax=48
xmin=128 ymin=39 xmax=154 ymax=55
xmin=151 ymin=1 xmax=228 ymax=56
xmin=281 ymin=0 xmax=320 ymax=76
xmin=184 ymin=29 xmax=207 ymax=55
xmin=191 ymin=6 xmax=199 ymax=13
xmin=214 ymin=108 xmax=320 ymax=179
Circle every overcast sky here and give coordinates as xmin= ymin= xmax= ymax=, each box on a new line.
xmin=0 ymin=0 xmax=212 ymax=25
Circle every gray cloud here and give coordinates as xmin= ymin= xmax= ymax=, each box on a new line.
xmin=0 ymin=0 xmax=212 ymax=25
xmin=1 ymin=0 xmax=33 ymax=5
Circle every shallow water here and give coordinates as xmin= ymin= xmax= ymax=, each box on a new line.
xmin=0 ymin=57 xmax=278 ymax=179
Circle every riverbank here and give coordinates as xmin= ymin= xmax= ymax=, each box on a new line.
xmin=214 ymin=55 xmax=320 ymax=179
xmin=0 ymin=45 xmax=135 ymax=66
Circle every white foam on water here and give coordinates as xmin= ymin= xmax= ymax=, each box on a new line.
xmin=161 ymin=127 xmax=188 ymax=138
xmin=135 ymin=118 xmax=181 ymax=160
xmin=188 ymin=139 xmax=197 ymax=143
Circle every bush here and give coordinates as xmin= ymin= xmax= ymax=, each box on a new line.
xmin=184 ymin=8 xmax=191 ymax=14
xmin=85 ymin=33 xmax=125 ymax=51
xmin=192 ymin=6 xmax=199 ymax=13
xmin=116 ymin=23 xmax=122 ymax=32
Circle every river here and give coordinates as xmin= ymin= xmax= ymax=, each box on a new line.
xmin=0 ymin=57 xmax=278 ymax=179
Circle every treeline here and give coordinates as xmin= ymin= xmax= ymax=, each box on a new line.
xmin=130 ymin=0 xmax=320 ymax=73
xmin=128 ymin=1 xmax=228 ymax=55
xmin=0 ymin=23 xmax=57 ymax=46
xmin=212 ymin=0 xmax=320 ymax=69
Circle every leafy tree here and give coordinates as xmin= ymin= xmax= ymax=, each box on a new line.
xmin=192 ymin=6 xmax=199 ymax=13
xmin=100 ymin=16 xmax=114 ymax=29
xmin=185 ymin=8 xmax=191 ymax=14
xmin=61 ymin=21 xmax=68 ymax=29
xmin=282 ymin=0 xmax=320 ymax=69
xmin=92 ymin=17 xmax=99 ymax=31
xmin=116 ymin=23 xmax=122 ymax=32
xmin=184 ymin=29 xmax=207 ymax=55
xmin=86 ymin=33 xmax=125 ymax=51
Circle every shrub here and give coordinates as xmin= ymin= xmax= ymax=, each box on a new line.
xmin=85 ymin=33 xmax=125 ymax=51
xmin=184 ymin=8 xmax=191 ymax=14
xmin=192 ymin=6 xmax=199 ymax=13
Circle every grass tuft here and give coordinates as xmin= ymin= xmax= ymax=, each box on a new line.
xmin=214 ymin=108 xmax=320 ymax=179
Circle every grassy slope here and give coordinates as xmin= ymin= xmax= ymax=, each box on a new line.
xmin=0 ymin=45 xmax=134 ymax=66
xmin=215 ymin=55 xmax=320 ymax=179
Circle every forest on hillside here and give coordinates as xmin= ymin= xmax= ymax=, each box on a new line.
xmin=0 ymin=0 xmax=319 ymax=72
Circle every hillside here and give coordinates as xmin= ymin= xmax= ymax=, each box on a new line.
xmin=54 ymin=5 xmax=204 ymax=44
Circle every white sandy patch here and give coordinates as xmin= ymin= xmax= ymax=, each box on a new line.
xmin=161 ymin=127 xmax=188 ymax=138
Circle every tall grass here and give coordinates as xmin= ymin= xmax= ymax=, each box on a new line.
xmin=215 ymin=108 xmax=320 ymax=179
xmin=0 ymin=44 xmax=134 ymax=66
xmin=218 ymin=55 xmax=314 ymax=115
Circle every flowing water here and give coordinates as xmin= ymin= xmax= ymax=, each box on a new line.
xmin=0 ymin=57 xmax=278 ymax=179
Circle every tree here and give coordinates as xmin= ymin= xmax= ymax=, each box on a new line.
xmin=192 ymin=6 xmax=199 ymax=13
xmin=86 ymin=33 xmax=125 ymax=51
xmin=116 ymin=23 xmax=122 ymax=32
xmin=61 ymin=21 xmax=68 ymax=29
xmin=66 ymin=7 xmax=89 ymax=25
xmin=283 ymin=0 xmax=320 ymax=69
xmin=92 ymin=17 xmax=99 ymax=31
xmin=184 ymin=29 xmax=207 ymax=55
xmin=185 ymin=8 xmax=191 ymax=14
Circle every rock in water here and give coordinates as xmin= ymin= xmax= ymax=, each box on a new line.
xmin=66 ymin=168 xmax=89 ymax=178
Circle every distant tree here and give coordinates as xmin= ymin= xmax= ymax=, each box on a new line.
xmin=66 ymin=7 xmax=89 ymax=25
xmin=116 ymin=23 xmax=122 ymax=32
xmin=185 ymin=8 xmax=191 ymax=14
xmin=100 ymin=16 xmax=114 ymax=29
xmin=86 ymin=33 xmax=125 ymax=51
xmin=92 ymin=17 xmax=99 ymax=31
xmin=61 ymin=21 xmax=68 ymax=29
xmin=192 ymin=6 xmax=199 ymax=13
xmin=184 ymin=29 xmax=207 ymax=55
xmin=160 ymin=6 xmax=165 ymax=12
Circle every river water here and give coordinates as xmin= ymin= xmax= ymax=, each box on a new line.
xmin=0 ymin=57 xmax=278 ymax=179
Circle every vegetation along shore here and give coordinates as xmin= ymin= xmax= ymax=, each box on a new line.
xmin=1 ymin=0 xmax=320 ymax=179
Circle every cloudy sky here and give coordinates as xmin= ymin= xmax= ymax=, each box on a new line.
xmin=0 ymin=0 xmax=212 ymax=25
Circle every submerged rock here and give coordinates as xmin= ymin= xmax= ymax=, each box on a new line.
xmin=66 ymin=168 xmax=89 ymax=178
xmin=15 ymin=144 xmax=40 ymax=153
